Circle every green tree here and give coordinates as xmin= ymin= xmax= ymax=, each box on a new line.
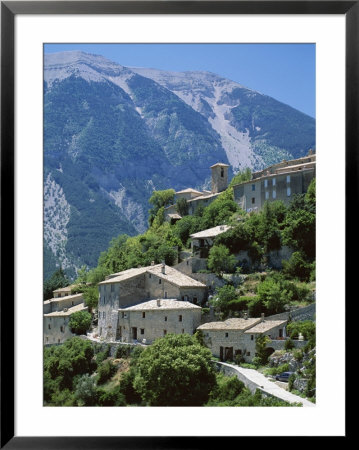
xmin=44 ymin=337 xmax=96 ymax=401
xmin=229 ymin=168 xmax=252 ymax=187
xmin=210 ymin=285 xmax=238 ymax=313
xmin=43 ymin=267 xmax=69 ymax=300
xmin=256 ymin=276 xmax=289 ymax=315
xmin=133 ymin=334 xmax=216 ymax=406
xmin=82 ymin=286 xmax=99 ymax=313
xmin=97 ymin=360 xmax=116 ymax=385
xmin=74 ymin=374 xmax=99 ymax=406
xmin=175 ymin=197 xmax=189 ymax=217
xmin=282 ymin=251 xmax=315 ymax=281
xmin=69 ymin=310 xmax=92 ymax=335
xmin=282 ymin=209 xmax=315 ymax=260
xmin=287 ymin=320 xmax=315 ymax=341
xmin=207 ymin=244 xmax=236 ymax=276
xmin=254 ymin=335 xmax=271 ymax=365
xmin=148 ymin=189 xmax=175 ymax=225
xmin=200 ymin=188 xmax=239 ymax=229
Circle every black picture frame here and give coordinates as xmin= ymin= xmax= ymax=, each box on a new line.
xmin=1 ymin=1 xmax=352 ymax=447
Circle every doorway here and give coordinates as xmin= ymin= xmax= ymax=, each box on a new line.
xmin=132 ymin=327 xmax=137 ymax=340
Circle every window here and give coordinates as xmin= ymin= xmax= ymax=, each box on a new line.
xmin=186 ymin=260 xmax=189 ymax=265
xmin=287 ymin=175 xmax=291 ymax=183
xmin=251 ymin=197 xmax=255 ymax=204
xmin=140 ymin=329 xmax=145 ymax=335
xmin=103 ymin=311 xmax=106 ymax=319
xmin=287 ymin=187 xmax=291 ymax=197
xmin=193 ymin=297 xmax=198 ymax=304
xmin=264 ymin=179 xmax=268 ymax=188
xmin=163 ymin=330 xmax=167 ymax=336
xmin=179 ymin=315 xmax=182 ymax=322
xmin=225 ymin=332 xmax=228 ymax=338
xmin=60 ymin=326 xmax=64 ymax=333
xmin=251 ymin=335 xmax=254 ymax=341
xmin=48 ymin=324 xmax=51 ymax=330
xmin=142 ymin=312 xmax=146 ymax=319
xmin=182 ymin=329 xmax=185 ymax=334
xmin=272 ymin=190 xmax=276 ymax=199
xmin=251 ymin=184 xmax=255 ymax=191
xmin=221 ymin=167 xmax=224 ymax=177
xmin=265 ymin=191 xmax=269 ymax=200
xmin=273 ymin=178 xmax=276 ymax=186
xmin=149 ymin=274 xmax=151 ymax=278
xmin=121 ymin=312 xmax=125 ymax=318
xmin=46 ymin=337 xmax=49 ymax=343
xmin=246 ymin=352 xmax=250 ymax=356
xmin=159 ymin=279 xmax=161 ymax=284
xmin=111 ymin=284 xmax=114 ymax=292
xmin=164 ymin=291 xmax=168 ymax=298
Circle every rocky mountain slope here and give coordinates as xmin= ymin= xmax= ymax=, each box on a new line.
xmin=44 ymin=51 xmax=315 ymax=279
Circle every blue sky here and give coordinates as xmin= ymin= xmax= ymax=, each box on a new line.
xmin=44 ymin=43 xmax=315 ymax=118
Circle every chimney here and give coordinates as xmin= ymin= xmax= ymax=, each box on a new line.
xmin=161 ymin=262 xmax=166 ymax=274
xmin=261 ymin=313 xmax=265 ymax=322
xmin=157 ymin=299 xmax=161 ymax=307
xmin=243 ymin=312 xmax=248 ymax=320
xmin=151 ymin=261 xmax=155 ymax=266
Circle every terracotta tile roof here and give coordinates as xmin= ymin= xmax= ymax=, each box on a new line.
xmin=147 ymin=265 xmax=206 ymax=288
xmin=99 ymin=267 xmax=148 ymax=285
xmin=44 ymin=293 xmax=83 ymax=304
xmin=99 ymin=264 xmax=206 ymax=288
xmin=176 ymin=188 xmax=203 ymax=195
xmin=167 ymin=213 xmax=182 ymax=219
xmin=187 ymin=192 xmax=220 ymax=203
xmin=210 ymin=163 xmax=230 ymax=168
xmin=44 ymin=302 xmax=88 ymax=317
xmin=190 ymin=225 xmax=231 ymax=239
xmin=244 ymin=320 xmax=287 ymax=334
xmin=119 ymin=299 xmax=202 ymax=311
xmin=198 ymin=318 xmax=261 ymax=331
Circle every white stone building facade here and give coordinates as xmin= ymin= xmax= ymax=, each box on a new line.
xmin=97 ymin=263 xmax=206 ymax=341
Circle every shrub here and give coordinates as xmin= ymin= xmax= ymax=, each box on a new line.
xmin=115 ymin=345 xmax=132 ymax=359
xmin=74 ymin=374 xmax=99 ymax=406
xmin=97 ymin=360 xmax=116 ymax=385
xmin=208 ymin=245 xmax=236 ymax=276
xmin=208 ymin=373 xmax=245 ymax=403
xmin=284 ymin=338 xmax=295 ymax=350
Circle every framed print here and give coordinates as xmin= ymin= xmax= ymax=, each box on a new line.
xmin=1 ymin=1 xmax=353 ymax=447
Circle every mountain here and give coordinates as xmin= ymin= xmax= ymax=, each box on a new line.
xmin=44 ymin=51 xmax=315 ymax=280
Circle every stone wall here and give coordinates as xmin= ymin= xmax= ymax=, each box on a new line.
xmin=266 ymin=304 xmax=316 ymax=322
xmin=43 ymin=315 xmax=75 ymax=345
xmin=117 ymin=307 xmax=202 ymax=344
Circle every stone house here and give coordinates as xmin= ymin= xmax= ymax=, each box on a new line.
xmin=233 ymin=151 xmax=316 ymax=212
xmin=190 ymin=224 xmax=232 ymax=258
xmin=52 ymin=284 xmax=77 ymax=298
xmin=197 ymin=315 xmax=287 ymax=362
xmin=97 ymin=263 xmax=206 ymax=341
xmin=164 ymin=163 xmax=230 ymax=220
xmin=43 ymin=292 xmax=88 ymax=345
xmin=116 ymin=299 xmax=202 ymax=344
